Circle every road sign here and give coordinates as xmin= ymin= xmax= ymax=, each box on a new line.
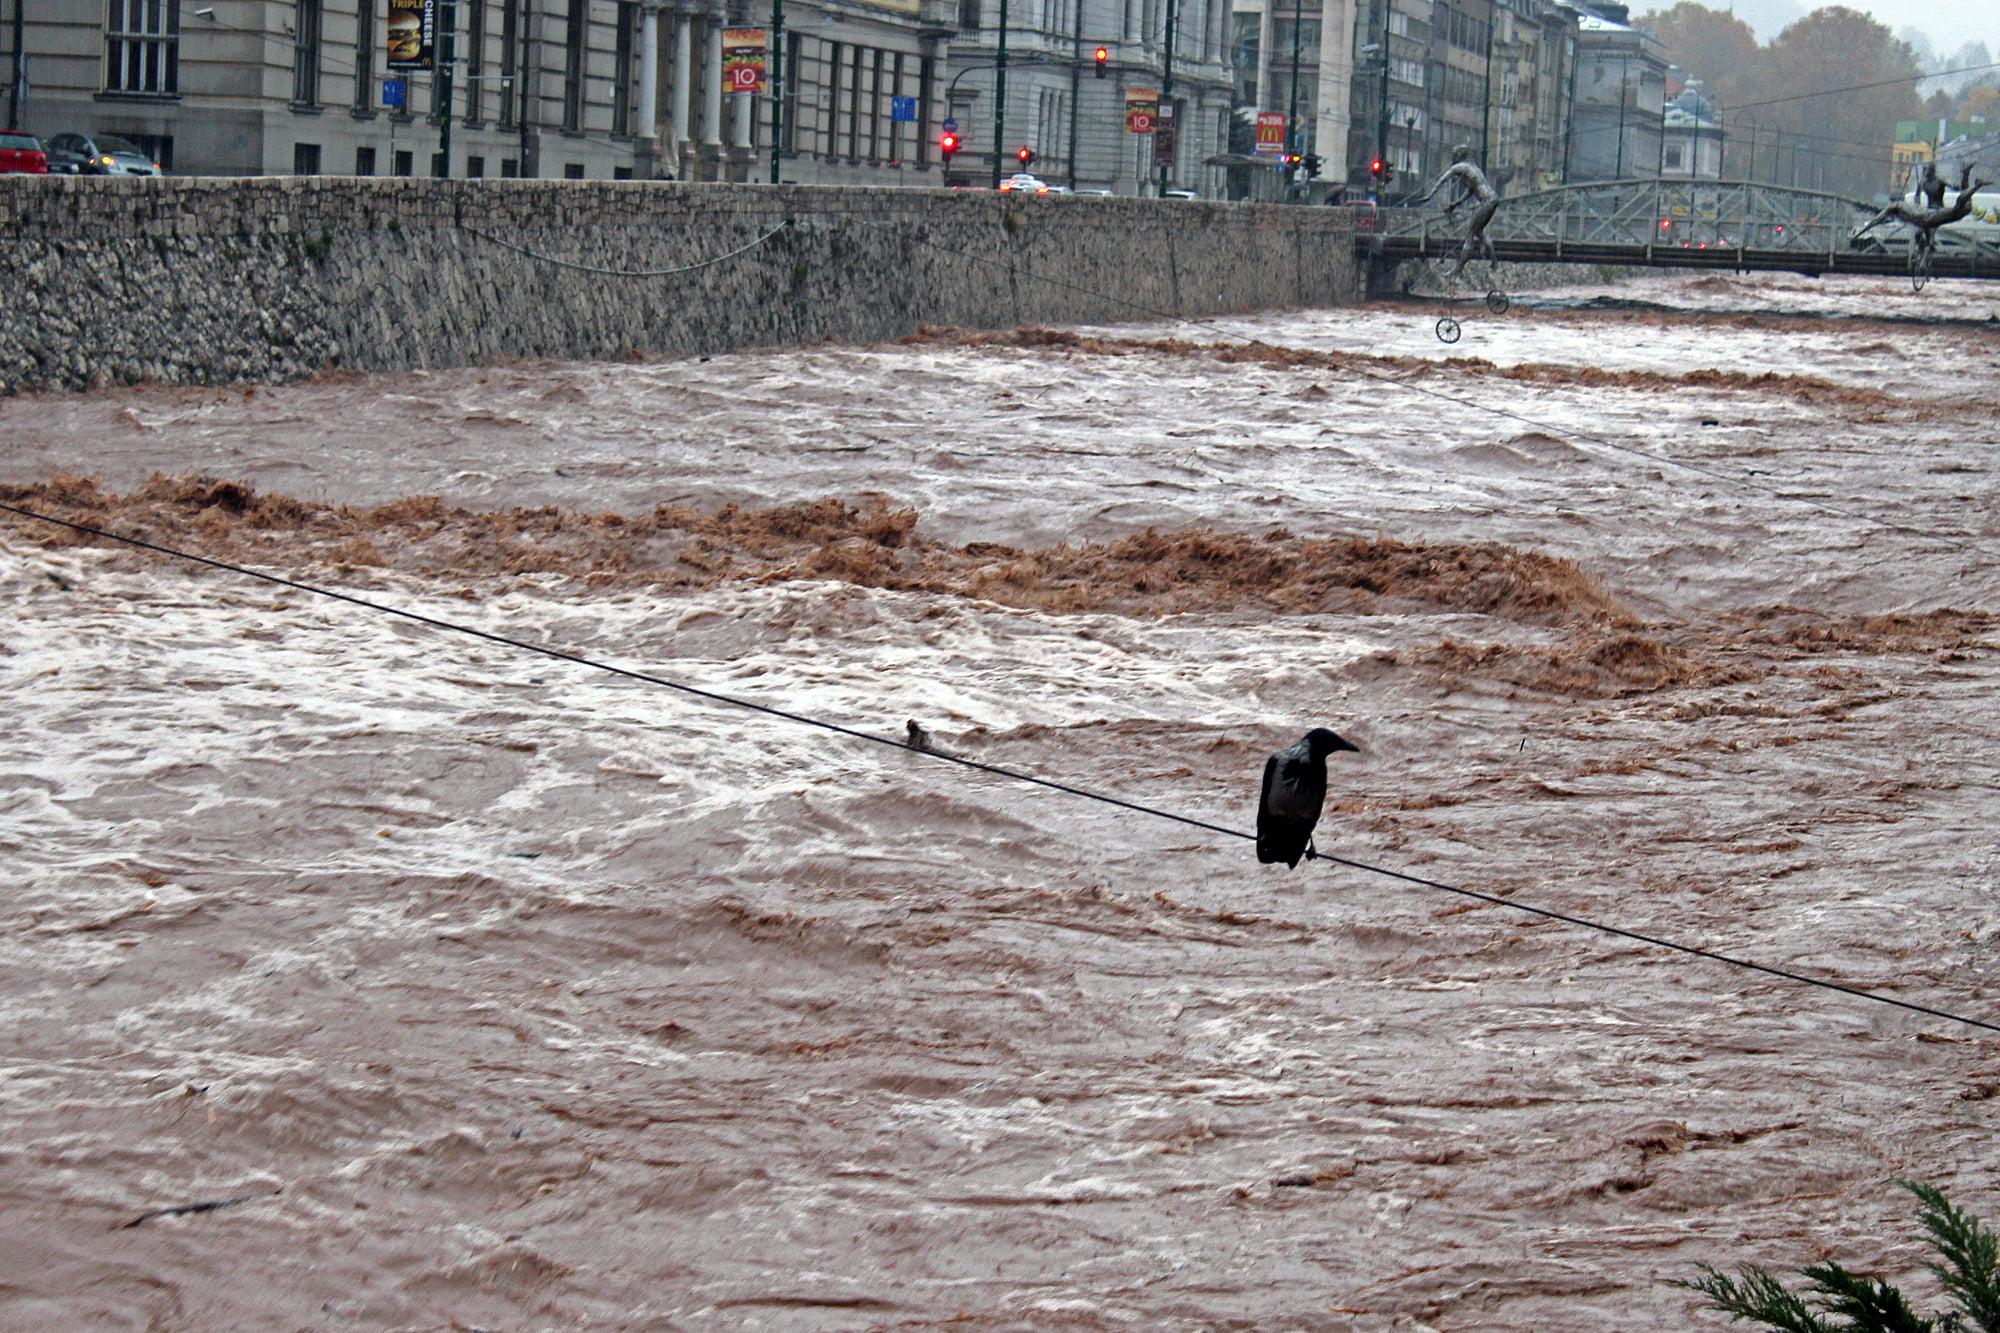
xmin=1126 ymin=87 xmax=1157 ymax=135
xmin=383 ymin=78 xmax=407 ymax=110
xmin=1254 ymin=111 xmax=1286 ymax=156
xmin=891 ymin=96 xmax=916 ymax=123
xmin=941 ymin=117 xmax=958 ymax=133
xmin=722 ymin=28 xmax=767 ymax=94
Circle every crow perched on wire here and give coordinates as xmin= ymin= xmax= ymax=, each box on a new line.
xmin=1257 ymin=728 xmax=1360 ymax=868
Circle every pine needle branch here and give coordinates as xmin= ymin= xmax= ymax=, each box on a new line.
xmin=1673 ymin=1263 xmax=1837 ymax=1333
xmin=1905 ymin=1181 xmax=2000 ymax=1333
xmin=1801 ymin=1261 xmax=1936 ymax=1333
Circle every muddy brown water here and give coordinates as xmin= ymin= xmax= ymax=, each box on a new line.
xmin=1 ymin=272 xmax=1996 ymax=1329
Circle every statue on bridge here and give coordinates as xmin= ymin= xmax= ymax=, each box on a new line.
xmin=1415 ymin=144 xmax=1500 ymax=276
xmin=1851 ymin=162 xmax=1989 ymax=259
xmin=1913 ymin=161 xmax=1948 ymax=210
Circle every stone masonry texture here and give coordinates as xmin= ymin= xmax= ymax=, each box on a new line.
xmin=0 ymin=177 xmax=1361 ymax=393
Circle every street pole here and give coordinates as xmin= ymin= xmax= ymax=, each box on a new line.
xmin=1067 ymin=0 xmax=1080 ymax=188
xmin=1479 ymin=0 xmax=1494 ymax=171
xmin=9 ymin=0 xmax=25 ymax=129
xmin=992 ymin=0 xmax=1008 ymax=188
xmin=1286 ymin=0 xmax=1301 ymax=190
xmin=1157 ymin=0 xmax=1176 ymax=195
xmin=770 ymin=0 xmax=784 ymax=182
xmin=435 ymin=0 xmax=456 ymax=177
xmin=1374 ymin=0 xmax=1390 ymax=196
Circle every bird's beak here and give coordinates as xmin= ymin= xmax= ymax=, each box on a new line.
xmin=1335 ymin=737 xmax=1362 ymax=753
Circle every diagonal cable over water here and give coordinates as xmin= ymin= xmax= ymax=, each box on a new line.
xmin=4 ymin=499 xmax=1995 ymax=1038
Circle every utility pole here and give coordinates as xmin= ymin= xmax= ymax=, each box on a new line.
xmin=1286 ymin=0 xmax=1302 ymax=190
xmin=435 ymin=0 xmax=456 ymax=177
xmin=992 ymin=0 xmax=1008 ymax=187
xmin=770 ymin=0 xmax=784 ymax=182
xmin=8 ymin=0 xmax=25 ymax=129
xmin=1067 ymin=0 xmax=1081 ymax=188
xmin=1479 ymin=0 xmax=1494 ymax=172
xmin=1374 ymin=0 xmax=1390 ymax=194
xmin=1157 ymin=0 xmax=1177 ymax=195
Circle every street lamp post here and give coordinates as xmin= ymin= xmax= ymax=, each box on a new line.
xmin=1157 ymin=0 xmax=1177 ymax=195
xmin=1374 ymin=0 xmax=1390 ymax=194
xmin=435 ymin=0 xmax=457 ymax=177
xmin=770 ymin=0 xmax=785 ymax=182
xmin=1286 ymin=0 xmax=1302 ymax=188
xmin=992 ymin=0 xmax=1008 ymax=188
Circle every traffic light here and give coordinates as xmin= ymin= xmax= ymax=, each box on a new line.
xmin=1369 ymin=156 xmax=1385 ymax=182
xmin=1094 ymin=45 xmax=1110 ymax=77
xmin=1017 ymin=145 xmax=1035 ymax=167
xmin=1304 ymin=153 xmax=1322 ymax=178
xmin=940 ymin=131 xmax=959 ymax=169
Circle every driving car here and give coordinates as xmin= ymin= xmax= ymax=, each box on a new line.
xmin=1162 ymin=187 xmax=1201 ymax=200
xmin=43 ymin=132 xmax=161 ymax=176
xmin=997 ymin=172 xmax=1050 ymax=194
xmin=0 ymin=130 xmax=47 ymax=174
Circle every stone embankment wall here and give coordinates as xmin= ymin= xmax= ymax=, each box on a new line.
xmin=0 ymin=178 xmax=1360 ymax=393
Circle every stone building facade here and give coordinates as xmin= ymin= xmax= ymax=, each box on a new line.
xmin=1 ymin=0 xmax=954 ymax=184
xmin=945 ymin=0 xmax=1236 ymax=195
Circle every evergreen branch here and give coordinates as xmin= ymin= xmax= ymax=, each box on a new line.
xmin=1801 ymin=1261 xmax=1936 ymax=1332
xmin=1674 ymin=1263 xmax=1836 ymax=1332
xmin=1905 ymin=1181 xmax=2000 ymax=1333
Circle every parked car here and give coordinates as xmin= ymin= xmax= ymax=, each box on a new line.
xmin=0 ymin=129 xmax=47 ymax=174
xmin=43 ymin=132 xmax=161 ymax=176
xmin=1162 ymin=187 xmax=1201 ymax=200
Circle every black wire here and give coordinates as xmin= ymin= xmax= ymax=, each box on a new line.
xmin=4 ymin=498 xmax=1995 ymax=1037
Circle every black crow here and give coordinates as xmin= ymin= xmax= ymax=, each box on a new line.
xmin=1257 ymin=728 xmax=1360 ymax=868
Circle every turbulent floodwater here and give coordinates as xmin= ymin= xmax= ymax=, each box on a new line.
xmin=2 ymin=271 xmax=1997 ymax=1330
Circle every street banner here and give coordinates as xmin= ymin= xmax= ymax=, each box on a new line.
xmin=387 ymin=1 xmax=435 ymax=71
xmin=1125 ymin=88 xmax=1157 ymax=135
xmin=1153 ymin=99 xmax=1177 ymax=167
xmin=1254 ymin=111 xmax=1286 ymax=156
xmin=723 ymin=29 xmax=768 ymax=94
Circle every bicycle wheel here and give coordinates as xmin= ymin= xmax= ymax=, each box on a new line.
xmin=1911 ymin=247 xmax=1933 ymax=293
xmin=1435 ymin=317 xmax=1462 ymax=344
xmin=1485 ymin=290 xmax=1511 ymax=315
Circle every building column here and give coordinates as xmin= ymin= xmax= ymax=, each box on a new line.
xmin=672 ymin=12 xmax=694 ymax=153
xmin=702 ymin=22 xmax=724 ymax=148
xmin=638 ymin=2 xmax=663 ymax=143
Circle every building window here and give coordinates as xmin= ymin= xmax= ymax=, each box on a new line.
xmin=467 ymin=154 xmax=486 ymax=177
xmin=292 ymin=0 xmax=322 ymax=105
xmin=464 ymin=0 xmax=486 ymax=123
xmin=564 ymin=162 xmax=585 ymax=178
xmin=1664 ymin=144 xmax=1682 ymax=168
xmin=563 ymin=0 xmax=586 ymax=131
xmin=614 ymin=165 xmax=633 ymax=179
xmin=958 ymin=0 xmax=980 ymax=29
xmin=501 ymin=157 xmax=520 ymax=177
xmin=613 ymin=2 xmax=635 ymax=135
xmin=354 ymin=0 xmax=374 ymax=111
xmin=847 ymin=45 xmax=863 ymax=159
xmin=782 ymin=38 xmax=800 ymax=152
xmin=104 ymin=0 xmax=180 ymax=96
xmin=825 ymin=42 xmax=842 ymax=157
xmin=394 ymin=148 xmax=414 ymax=175
xmin=356 ymin=145 xmax=377 ymax=174
xmin=499 ymin=0 xmax=520 ymax=126
xmin=294 ymin=142 xmax=322 ymax=174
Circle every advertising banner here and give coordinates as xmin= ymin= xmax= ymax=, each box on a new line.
xmin=1152 ymin=98 xmax=1176 ymax=166
xmin=1125 ymin=88 xmax=1157 ymax=135
xmin=723 ymin=29 xmax=768 ymax=94
xmin=387 ymin=1 xmax=435 ymax=71
xmin=1254 ymin=111 xmax=1287 ymax=156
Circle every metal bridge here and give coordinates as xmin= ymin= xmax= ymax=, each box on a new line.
xmin=1366 ymin=179 xmax=2000 ymax=280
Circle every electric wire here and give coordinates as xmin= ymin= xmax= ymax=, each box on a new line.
xmin=460 ymin=219 xmax=791 ymax=276
xmin=3 ymin=497 xmax=1995 ymax=1038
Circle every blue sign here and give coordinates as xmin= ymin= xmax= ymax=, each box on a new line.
xmin=892 ymin=97 xmax=917 ymax=123
xmin=940 ymin=116 xmax=958 ymax=133
xmin=383 ymin=78 xmax=407 ymax=109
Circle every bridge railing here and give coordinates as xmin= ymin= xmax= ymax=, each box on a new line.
xmin=1377 ymin=179 xmax=2000 ymax=267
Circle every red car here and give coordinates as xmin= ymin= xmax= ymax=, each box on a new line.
xmin=0 ymin=130 xmax=47 ymax=174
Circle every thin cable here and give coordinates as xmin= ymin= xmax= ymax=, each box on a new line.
xmin=461 ymin=220 xmax=790 ymax=277
xmin=861 ymin=220 xmax=1989 ymax=557
xmin=3 ymin=499 xmax=1995 ymax=1037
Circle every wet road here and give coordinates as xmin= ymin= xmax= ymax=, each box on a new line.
xmin=1 ymin=271 xmax=1996 ymax=1329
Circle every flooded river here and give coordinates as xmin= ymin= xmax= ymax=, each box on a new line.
xmin=1 ymin=271 xmax=1997 ymax=1329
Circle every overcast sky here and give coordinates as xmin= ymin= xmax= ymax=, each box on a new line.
xmin=1640 ymin=0 xmax=1993 ymax=55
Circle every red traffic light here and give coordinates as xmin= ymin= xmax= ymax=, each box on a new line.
xmin=940 ymin=131 xmax=960 ymax=157
xmin=1094 ymin=46 xmax=1110 ymax=77
xmin=1369 ymin=157 xmax=1385 ymax=177
xmin=1017 ymin=145 xmax=1034 ymax=165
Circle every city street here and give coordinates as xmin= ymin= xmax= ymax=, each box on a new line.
xmin=1 ymin=271 xmax=1997 ymax=1328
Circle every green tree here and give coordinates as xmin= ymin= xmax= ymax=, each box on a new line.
xmin=1677 ymin=1182 xmax=2000 ymax=1332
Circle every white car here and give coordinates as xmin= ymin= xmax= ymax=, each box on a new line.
xmin=998 ymin=173 xmax=1051 ymax=194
